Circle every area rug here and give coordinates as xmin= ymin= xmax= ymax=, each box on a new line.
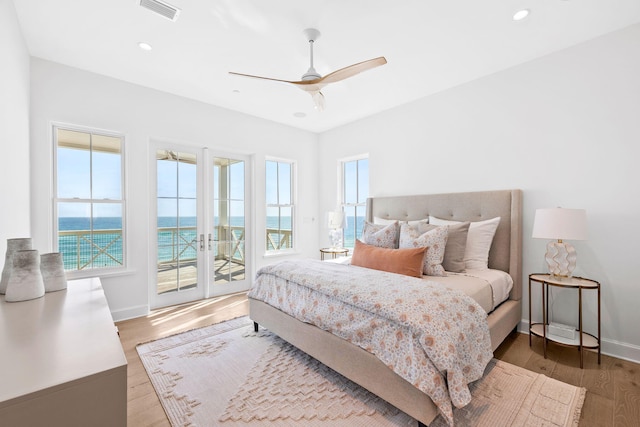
xmin=137 ymin=316 xmax=586 ymax=427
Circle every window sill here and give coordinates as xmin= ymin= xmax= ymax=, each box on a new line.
xmin=65 ymin=268 xmax=137 ymax=281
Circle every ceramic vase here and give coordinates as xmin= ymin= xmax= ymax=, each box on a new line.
xmin=5 ymin=250 xmax=45 ymax=302
xmin=0 ymin=237 xmax=33 ymax=294
xmin=41 ymin=252 xmax=67 ymax=292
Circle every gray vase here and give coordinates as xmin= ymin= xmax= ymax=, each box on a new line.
xmin=41 ymin=252 xmax=67 ymax=292
xmin=5 ymin=250 xmax=45 ymax=302
xmin=0 ymin=238 xmax=33 ymax=294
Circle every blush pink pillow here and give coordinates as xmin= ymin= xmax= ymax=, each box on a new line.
xmin=351 ymin=239 xmax=427 ymax=278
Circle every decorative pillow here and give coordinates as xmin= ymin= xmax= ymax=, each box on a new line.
xmin=421 ymin=222 xmax=470 ymax=273
xmin=398 ymin=223 xmax=448 ymax=276
xmin=361 ymin=221 xmax=399 ymax=248
xmin=351 ymin=240 xmax=426 ymax=278
xmin=429 ymin=216 xmax=501 ymax=270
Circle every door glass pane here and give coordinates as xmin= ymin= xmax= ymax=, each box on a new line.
xmin=178 ymin=153 xmax=197 ymax=199
xmin=230 ymin=161 xmax=244 ymax=200
xmin=213 ymin=157 xmax=245 ymax=284
xmin=157 ymin=151 xmax=178 ymax=198
xmin=156 ymin=149 xmax=197 ymax=294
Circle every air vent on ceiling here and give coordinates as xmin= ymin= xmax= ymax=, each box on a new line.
xmin=140 ymin=0 xmax=181 ymax=22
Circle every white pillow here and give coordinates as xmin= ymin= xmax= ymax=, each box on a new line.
xmin=373 ymin=216 xmax=398 ymax=225
xmin=428 ymin=216 xmax=501 ymax=270
xmin=374 ymin=216 xmax=428 ymax=227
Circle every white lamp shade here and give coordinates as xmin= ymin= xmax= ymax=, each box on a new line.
xmin=532 ymin=208 xmax=588 ymax=241
xmin=327 ymin=211 xmax=345 ymax=229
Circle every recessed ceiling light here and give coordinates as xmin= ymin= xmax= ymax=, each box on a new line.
xmin=138 ymin=42 xmax=153 ymax=51
xmin=293 ymin=112 xmax=306 ymax=118
xmin=232 ymin=89 xmax=240 ymax=94
xmin=513 ymin=9 xmax=530 ymax=21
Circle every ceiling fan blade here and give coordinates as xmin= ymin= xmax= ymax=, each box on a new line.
xmin=229 ymin=71 xmax=326 ymax=91
xmin=319 ymin=56 xmax=387 ymax=84
xmin=228 ymin=71 xmax=298 ymax=85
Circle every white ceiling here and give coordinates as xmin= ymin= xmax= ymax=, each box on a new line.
xmin=13 ymin=0 xmax=640 ymax=133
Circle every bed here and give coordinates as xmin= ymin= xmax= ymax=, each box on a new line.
xmin=249 ymin=189 xmax=522 ymax=426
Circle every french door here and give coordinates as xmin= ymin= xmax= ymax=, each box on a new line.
xmin=150 ymin=142 xmax=251 ymax=309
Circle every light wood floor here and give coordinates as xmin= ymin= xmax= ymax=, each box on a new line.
xmin=116 ymin=292 xmax=249 ymax=427
xmin=117 ymin=294 xmax=640 ymax=426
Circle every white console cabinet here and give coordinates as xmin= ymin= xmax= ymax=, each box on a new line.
xmin=0 ymin=278 xmax=127 ymax=426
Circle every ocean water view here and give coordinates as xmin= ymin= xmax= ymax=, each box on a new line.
xmin=58 ymin=215 xmax=363 ymax=271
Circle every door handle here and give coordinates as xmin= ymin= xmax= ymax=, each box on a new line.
xmin=199 ymin=234 xmax=205 ymax=251
xmin=208 ymin=233 xmax=213 ymax=250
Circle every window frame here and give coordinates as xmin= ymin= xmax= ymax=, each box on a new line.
xmin=52 ymin=123 xmax=127 ymax=278
xmin=339 ymin=155 xmax=369 ymax=251
xmin=264 ymin=157 xmax=296 ymax=255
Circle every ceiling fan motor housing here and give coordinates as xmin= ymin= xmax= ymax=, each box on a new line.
xmin=303 ymin=28 xmax=321 ymax=43
xmin=301 ymin=28 xmax=322 ymax=81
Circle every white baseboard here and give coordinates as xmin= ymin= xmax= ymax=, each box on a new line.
xmin=600 ymin=338 xmax=640 ymax=364
xmin=111 ymin=304 xmax=149 ymax=322
xmin=517 ymin=320 xmax=640 ymax=364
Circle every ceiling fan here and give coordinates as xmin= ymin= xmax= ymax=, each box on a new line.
xmin=229 ymin=28 xmax=387 ymax=112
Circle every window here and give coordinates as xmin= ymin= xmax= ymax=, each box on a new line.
xmin=54 ymin=125 xmax=125 ymax=273
xmin=341 ymin=157 xmax=369 ymax=250
xmin=265 ymin=159 xmax=294 ymax=252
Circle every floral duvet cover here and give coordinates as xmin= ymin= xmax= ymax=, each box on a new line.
xmin=248 ymin=259 xmax=494 ymax=426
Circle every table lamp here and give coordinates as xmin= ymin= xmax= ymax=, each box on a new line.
xmin=327 ymin=210 xmax=345 ymax=249
xmin=532 ymin=208 xmax=587 ymax=277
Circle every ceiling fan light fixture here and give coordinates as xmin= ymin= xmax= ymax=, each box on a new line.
xmin=312 ymin=92 xmax=325 ymax=112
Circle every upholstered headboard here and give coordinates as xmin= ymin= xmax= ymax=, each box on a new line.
xmin=366 ymin=189 xmax=522 ymax=301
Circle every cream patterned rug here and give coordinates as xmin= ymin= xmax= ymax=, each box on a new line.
xmin=137 ymin=316 xmax=586 ymax=427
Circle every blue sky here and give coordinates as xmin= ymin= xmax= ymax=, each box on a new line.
xmin=58 ymin=148 xmax=248 ymax=220
xmin=58 ymin=150 xmax=356 ymax=221
xmin=57 ymin=148 xmax=122 ymax=217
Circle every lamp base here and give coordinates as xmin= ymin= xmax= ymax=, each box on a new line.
xmin=329 ymin=229 xmax=343 ymax=249
xmin=545 ymin=240 xmax=577 ymax=277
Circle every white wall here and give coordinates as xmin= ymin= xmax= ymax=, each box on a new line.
xmin=0 ymin=0 xmax=31 ymax=260
xmin=29 ymin=58 xmax=319 ymax=320
xmin=318 ymin=24 xmax=640 ymax=362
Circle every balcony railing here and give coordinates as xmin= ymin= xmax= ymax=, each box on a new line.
xmin=58 ymin=229 xmax=123 ymax=271
xmin=59 ymin=226 xmax=293 ymax=271
xmin=266 ymin=228 xmax=292 ymax=251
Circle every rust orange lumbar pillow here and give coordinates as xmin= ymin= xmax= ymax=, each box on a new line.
xmin=351 ymin=239 xmax=427 ymax=278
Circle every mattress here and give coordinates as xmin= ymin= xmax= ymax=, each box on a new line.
xmin=427 ymin=269 xmax=513 ymax=313
xmin=327 ymin=256 xmax=513 ymax=313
